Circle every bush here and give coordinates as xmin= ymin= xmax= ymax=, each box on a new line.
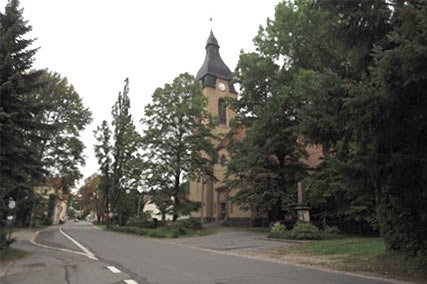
xmin=172 ymin=219 xmax=202 ymax=230
xmin=170 ymin=222 xmax=187 ymax=235
xmin=185 ymin=219 xmax=203 ymax=230
xmin=147 ymin=230 xmax=167 ymax=238
xmin=290 ymin=222 xmax=320 ymax=240
xmin=126 ymin=213 xmax=157 ymax=229
xmin=324 ymin=225 xmax=341 ymax=234
xmin=109 ymin=226 xmax=147 ymax=236
xmin=270 ymin=223 xmax=287 ymax=234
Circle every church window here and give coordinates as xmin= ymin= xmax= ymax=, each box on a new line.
xmin=218 ymin=99 xmax=226 ymax=125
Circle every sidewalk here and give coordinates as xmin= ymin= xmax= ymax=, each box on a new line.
xmin=0 ymin=228 xmax=62 ymax=277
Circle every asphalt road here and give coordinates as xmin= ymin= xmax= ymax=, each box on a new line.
xmin=2 ymin=222 xmax=395 ymax=284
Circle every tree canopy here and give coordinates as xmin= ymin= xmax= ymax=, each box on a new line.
xmin=141 ymin=73 xmax=217 ymax=220
xmin=94 ymin=79 xmax=142 ymax=226
xmin=1 ymin=0 xmax=92 ymax=248
xmin=230 ymin=0 xmax=427 ymax=256
xmin=31 ymin=71 xmax=92 ymax=192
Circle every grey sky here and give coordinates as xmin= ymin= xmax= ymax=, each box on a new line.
xmin=2 ymin=0 xmax=280 ymax=188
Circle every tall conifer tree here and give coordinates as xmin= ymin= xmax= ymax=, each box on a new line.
xmin=0 ymin=0 xmax=44 ymax=248
xmin=94 ymin=79 xmax=141 ymax=225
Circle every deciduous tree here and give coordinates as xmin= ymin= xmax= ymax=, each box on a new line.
xmin=94 ymin=79 xmax=141 ymax=225
xmin=31 ymin=71 xmax=92 ymax=192
xmin=141 ymin=73 xmax=216 ymax=221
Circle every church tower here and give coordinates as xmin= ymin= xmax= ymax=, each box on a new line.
xmin=190 ymin=31 xmax=254 ymax=224
xmin=196 ymin=31 xmax=237 ymax=134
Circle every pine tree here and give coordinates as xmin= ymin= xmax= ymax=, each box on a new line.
xmin=0 ymin=0 xmax=45 ymax=248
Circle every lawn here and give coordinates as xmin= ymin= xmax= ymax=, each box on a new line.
xmin=96 ymin=224 xmax=107 ymax=230
xmin=273 ymin=237 xmax=427 ymax=282
xmin=0 ymin=247 xmax=29 ymax=264
xmin=243 ymin=227 xmax=271 ymax=233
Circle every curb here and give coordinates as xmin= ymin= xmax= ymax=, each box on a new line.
xmin=254 ymin=237 xmax=307 ymax=244
xmin=0 ymin=258 xmax=15 ymax=277
xmin=30 ymin=230 xmax=97 ymax=260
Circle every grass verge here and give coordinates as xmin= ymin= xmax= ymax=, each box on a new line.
xmin=0 ymin=247 xmax=29 ymax=264
xmin=96 ymin=224 xmax=107 ymax=230
xmin=107 ymin=225 xmax=215 ymax=239
xmin=243 ymin=227 xmax=271 ymax=233
xmin=271 ymin=237 xmax=427 ymax=282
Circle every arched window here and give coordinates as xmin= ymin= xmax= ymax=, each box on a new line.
xmin=218 ymin=98 xmax=226 ymax=125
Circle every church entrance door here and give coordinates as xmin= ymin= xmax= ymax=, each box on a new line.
xmin=220 ymin=202 xmax=226 ymax=220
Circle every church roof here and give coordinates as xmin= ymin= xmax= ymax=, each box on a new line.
xmin=196 ymin=31 xmax=233 ymax=82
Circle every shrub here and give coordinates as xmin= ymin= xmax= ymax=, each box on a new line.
xmin=290 ymin=222 xmax=320 ymax=240
xmin=324 ymin=225 xmax=341 ymax=234
xmin=110 ymin=226 xmax=147 ymax=236
xmin=172 ymin=219 xmax=202 ymax=230
xmin=271 ymin=223 xmax=287 ymax=234
xmin=184 ymin=219 xmax=202 ymax=230
xmin=126 ymin=213 xmax=157 ymax=229
xmin=148 ymin=230 xmax=167 ymax=238
xmin=170 ymin=222 xmax=187 ymax=235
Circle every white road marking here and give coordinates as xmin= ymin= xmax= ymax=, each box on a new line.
xmin=107 ymin=266 xmax=121 ymax=273
xmin=31 ymin=231 xmax=93 ymax=259
xmin=124 ymin=280 xmax=138 ymax=284
xmin=59 ymin=228 xmax=98 ymax=260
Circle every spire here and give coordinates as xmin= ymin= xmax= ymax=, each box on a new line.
xmin=205 ymin=30 xmax=219 ymax=48
xmin=196 ymin=31 xmax=236 ymax=93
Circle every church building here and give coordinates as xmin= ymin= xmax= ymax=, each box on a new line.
xmin=189 ymin=31 xmax=256 ymax=226
xmin=189 ymin=31 xmax=323 ymax=226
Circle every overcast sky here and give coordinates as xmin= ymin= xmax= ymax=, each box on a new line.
xmin=2 ymin=0 xmax=280 ymax=188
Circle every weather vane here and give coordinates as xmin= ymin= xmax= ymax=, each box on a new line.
xmin=210 ymin=17 xmax=213 ymax=31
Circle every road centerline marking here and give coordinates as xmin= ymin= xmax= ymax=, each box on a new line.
xmin=59 ymin=228 xmax=98 ymax=260
xmin=107 ymin=266 xmax=121 ymax=274
xmin=124 ymin=280 xmax=138 ymax=284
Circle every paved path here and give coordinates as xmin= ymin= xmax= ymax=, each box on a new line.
xmin=0 ymin=222 xmax=405 ymax=284
xmin=164 ymin=228 xmax=295 ymax=254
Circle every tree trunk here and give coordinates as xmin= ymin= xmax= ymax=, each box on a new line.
xmin=173 ymin=196 xmax=179 ymax=221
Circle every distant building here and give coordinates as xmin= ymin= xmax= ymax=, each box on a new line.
xmin=34 ymin=178 xmax=69 ymax=225
xmin=142 ymin=195 xmax=189 ymax=221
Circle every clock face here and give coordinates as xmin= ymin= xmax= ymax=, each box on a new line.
xmin=217 ymin=82 xmax=226 ymax=91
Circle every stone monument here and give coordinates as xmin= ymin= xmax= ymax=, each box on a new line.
xmin=296 ymin=181 xmax=310 ymax=222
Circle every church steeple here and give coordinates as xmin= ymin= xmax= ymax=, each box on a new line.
xmin=196 ymin=31 xmax=236 ymax=93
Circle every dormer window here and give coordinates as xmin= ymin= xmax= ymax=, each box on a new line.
xmin=218 ymin=99 xmax=226 ymax=125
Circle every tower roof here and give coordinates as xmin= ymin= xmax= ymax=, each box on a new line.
xmin=196 ymin=31 xmax=236 ymax=93
xmin=196 ymin=31 xmax=232 ymax=81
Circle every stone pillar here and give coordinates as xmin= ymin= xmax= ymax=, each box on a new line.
xmin=296 ymin=181 xmax=310 ymax=222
